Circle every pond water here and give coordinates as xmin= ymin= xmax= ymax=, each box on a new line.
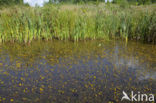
xmin=0 ymin=40 xmax=155 ymax=103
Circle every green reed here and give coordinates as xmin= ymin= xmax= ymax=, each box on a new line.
xmin=0 ymin=4 xmax=155 ymax=43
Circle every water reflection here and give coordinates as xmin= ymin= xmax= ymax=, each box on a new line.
xmin=0 ymin=40 xmax=155 ymax=102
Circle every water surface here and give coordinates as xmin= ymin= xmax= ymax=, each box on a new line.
xmin=0 ymin=40 xmax=156 ymax=103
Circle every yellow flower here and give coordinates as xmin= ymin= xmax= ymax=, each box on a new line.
xmin=19 ymin=83 xmax=22 ymax=86
xmin=0 ymin=63 xmax=3 ymax=66
xmin=10 ymin=99 xmax=14 ymax=102
xmin=20 ymin=77 xmax=24 ymax=81
xmin=40 ymin=88 xmax=44 ymax=93
xmin=93 ymin=76 xmax=96 ymax=79
xmin=16 ymin=63 xmax=21 ymax=68
xmin=2 ymin=98 xmax=6 ymax=101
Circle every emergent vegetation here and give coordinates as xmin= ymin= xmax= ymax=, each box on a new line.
xmin=0 ymin=3 xmax=156 ymax=43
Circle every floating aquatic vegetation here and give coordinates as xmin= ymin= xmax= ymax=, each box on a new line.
xmin=0 ymin=40 xmax=155 ymax=102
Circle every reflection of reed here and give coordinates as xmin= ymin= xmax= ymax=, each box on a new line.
xmin=0 ymin=40 xmax=107 ymax=66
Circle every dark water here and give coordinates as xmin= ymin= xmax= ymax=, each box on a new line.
xmin=0 ymin=40 xmax=155 ymax=103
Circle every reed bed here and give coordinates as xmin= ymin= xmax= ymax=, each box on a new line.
xmin=0 ymin=4 xmax=155 ymax=43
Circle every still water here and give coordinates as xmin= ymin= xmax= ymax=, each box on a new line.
xmin=0 ymin=40 xmax=155 ymax=103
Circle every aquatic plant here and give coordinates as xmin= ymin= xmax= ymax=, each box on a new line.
xmin=0 ymin=4 xmax=155 ymax=43
xmin=0 ymin=40 xmax=156 ymax=103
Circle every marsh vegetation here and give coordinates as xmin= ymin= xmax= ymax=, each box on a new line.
xmin=0 ymin=3 xmax=156 ymax=43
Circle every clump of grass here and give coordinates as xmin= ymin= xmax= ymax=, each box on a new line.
xmin=0 ymin=4 xmax=155 ymax=43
